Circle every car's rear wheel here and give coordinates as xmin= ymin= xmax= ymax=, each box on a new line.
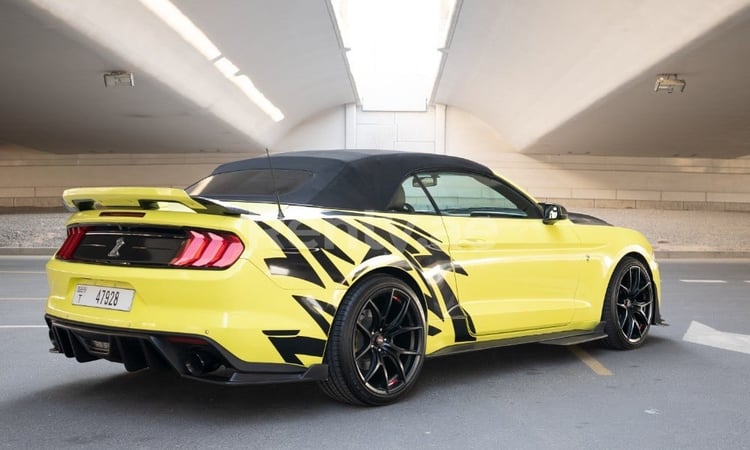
xmin=601 ymin=256 xmax=654 ymax=349
xmin=318 ymin=275 xmax=426 ymax=406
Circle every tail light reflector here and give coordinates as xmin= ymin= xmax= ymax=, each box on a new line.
xmin=170 ymin=231 xmax=244 ymax=269
xmin=56 ymin=226 xmax=91 ymax=260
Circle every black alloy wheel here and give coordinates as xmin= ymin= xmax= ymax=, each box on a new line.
xmin=601 ymin=256 xmax=655 ymax=349
xmin=319 ymin=275 xmax=426 ymax=405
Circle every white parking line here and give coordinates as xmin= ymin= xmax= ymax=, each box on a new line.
xmin=0 ymin=325 xmax=47 ymax=329
xmin=680 ymin=279 xmax=727 ymax=283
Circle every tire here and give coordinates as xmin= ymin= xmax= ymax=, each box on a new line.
xmin=601 ymin=256 xmax=655 ymax=349
xmin=318 ymin=274 xmax=426 ymax=406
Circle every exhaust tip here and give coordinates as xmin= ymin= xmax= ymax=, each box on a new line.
xmin=184 ymin=350 xmax=220 ymax=376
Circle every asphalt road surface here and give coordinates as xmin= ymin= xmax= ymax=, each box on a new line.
xmin=1 ymin=256 xmax=749 ymax=449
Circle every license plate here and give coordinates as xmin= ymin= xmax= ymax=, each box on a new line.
xmin=73 ymin=284 xmax=134 ymax=312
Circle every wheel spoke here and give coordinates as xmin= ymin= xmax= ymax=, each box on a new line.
xmin=365 ymin=298 xmax=385 ymax=328
xmin=629 ymin=267 xmax=641 ymax=294
xmin=382 ymin=346 xmax=407 ymax=385
xmin=361 ymin=351 xmax=384 ymax=384
xmin=355 ymin=320 xmax=371 ymax=337
xmin=618 ymin=307 xmax=629 ymax=328
xmin=379 ymin=352 xmax=391 ymax=393
xmin=380 ymin=288 xmax=396 ymax=324
xmin=625 ymin=314 xmax=636 ymax=339
xmin=633 ymin=309 xmax=651 ymax=327
xmin=388 ymin=325 xmax=422 ymax=338
xmin=633 ymin=299 xmax=653 ymax=313
xmin=355 ymin=342 xmax=373 ymax=361
xmin=386 ymin=342 xmax=420 ymax=357
xmin=634 ymin=281 xmax=652 ymax=298
xmin=385 ymin=295 xmax=411 ymax=333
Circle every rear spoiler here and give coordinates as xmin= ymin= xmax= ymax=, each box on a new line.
xmin=62 ymin=187 xmax=250 ymax=216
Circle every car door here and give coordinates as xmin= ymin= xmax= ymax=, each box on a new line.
xmin=383 ymin=176 xmax=481 ymax=345
xmin=418 ymin=171 xmax=587 ymax=336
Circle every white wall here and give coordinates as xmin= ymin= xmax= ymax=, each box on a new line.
xmin=274 ymin=106 xmax=346 ymax=151
xmin=1 ymin=104 xmax=749 ymax=211
xmin=0 ymin=145 xmax=245 ymax=208
xmin=445 ymin=107 xmax=750 ymax=211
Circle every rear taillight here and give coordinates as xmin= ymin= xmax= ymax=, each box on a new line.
xmin=56 ymin=225 xmax=244 ymax=269
xmin=170 ymin=231 xmax=244 ymax=269
xmin=56 ymin=226 xmax=91 ymax=260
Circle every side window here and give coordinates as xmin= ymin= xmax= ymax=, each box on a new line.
xmin=403 ymin=176 xmax=438 ymax=214
xmin=386 ymin=176 xmax=438 ymax=214
xmin=418 ymin=172 xmax=538 ymax=218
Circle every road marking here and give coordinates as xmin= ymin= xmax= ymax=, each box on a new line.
xmin=683 ymin=321 xmax=750 ymax=355
xmin=680 ymin=279 xmax=727 ymax=283
xmin=0 ymin=325 xmax=47 ymax=329
xmin=569 ymin=346 xmax=613 ymax=376
xmin=0 ymin=298 xmax=45 ymax=301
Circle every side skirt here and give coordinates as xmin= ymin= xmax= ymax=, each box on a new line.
xmin=427 ymin=322 xmax=608 ymax=358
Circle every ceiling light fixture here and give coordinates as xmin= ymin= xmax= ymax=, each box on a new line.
xmin=331 ymin=0 xmax=457 ymax=111
xmin=103 ymin=71 xmax=135 ymax=88
xmin=139 ymin=0 xmax=284 ymax=122
xmin=654 ymin=73 xmax=686 ymax=93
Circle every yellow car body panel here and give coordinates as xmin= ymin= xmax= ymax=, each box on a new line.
xmin=44 ymin=151 xmax=663 ymax=404
xmin=46 ymin=201 xmax=659 ymax=368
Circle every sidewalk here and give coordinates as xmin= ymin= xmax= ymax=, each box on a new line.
xmin=1 ymin=208 xmax=749 ymax=258
xmin=575 ymin=208 xmax=750 ymax=258
xmin=0 ymin=212 xmax=68 ymax=255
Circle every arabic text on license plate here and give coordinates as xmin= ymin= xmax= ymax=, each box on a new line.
xmin=73 ymin=285 xmax=134 ymax=312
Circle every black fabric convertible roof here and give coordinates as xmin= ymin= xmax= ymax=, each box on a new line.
xmin=194 ymin=150 xmax=495 ymax=211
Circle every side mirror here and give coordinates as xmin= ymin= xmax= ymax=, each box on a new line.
xmin=542 ymin=203 xmax=568 ymax=224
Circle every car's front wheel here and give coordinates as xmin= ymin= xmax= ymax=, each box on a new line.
xmin=601 ymin=256 xmax=655 ymax=349
xmin=318 ymin=275 xmax=426 ymax=405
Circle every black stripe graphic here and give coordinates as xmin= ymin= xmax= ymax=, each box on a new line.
xmin=391 ymin=218 xmax=443 ymax=244
xmin=283 ymin=220 xmax=350 ymax=285
xmin=355 ymin=220 xmax=420 ymax=255
xmin=326 ymin=217 xmax=475 ymax=343
xmin=323 ymin=218 xmax=390 ymax=261
xmin=284 ymin=220 xmax=354 ymax=264
xmin=257 ymin=221 xmax=325 ymax=288
xmin=402 ymin=252 xmax=445 ymax=321
xmin=265 ymin=335 xmax=326 ymax=365
xmin=293 ymin=295 xmax=336 ymax=334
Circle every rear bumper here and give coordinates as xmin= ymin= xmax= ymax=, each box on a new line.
xmin=46 ymin=315 xmax=328 ymax=385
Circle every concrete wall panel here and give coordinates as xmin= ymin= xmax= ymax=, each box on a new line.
xmin=1 ymin=105 xmax=748 ymax=211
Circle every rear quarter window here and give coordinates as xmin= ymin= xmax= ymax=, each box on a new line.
xmin=187 ymin=169 xmax=313 ymax=197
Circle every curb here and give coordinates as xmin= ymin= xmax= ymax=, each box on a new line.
xmin=654 ymin=250 xmax=750 ymax=259
xmin=0 ymin=248 xmax=57 ymax=256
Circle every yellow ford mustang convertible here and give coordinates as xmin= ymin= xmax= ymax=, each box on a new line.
xmin=45 ymin=150 xmax=662 ymax=405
